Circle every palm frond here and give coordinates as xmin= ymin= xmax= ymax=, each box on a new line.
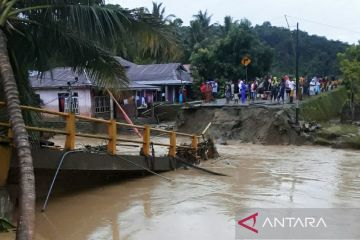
xmin=7 ymin=20 xmax=127 ymax=88
xmin=126 ymin=9 xmax=181 ymax=61
xmin=3 ymin=1 xmax=179 ymax=101
xmin=7 ymin=45 xmax=41 ymax=139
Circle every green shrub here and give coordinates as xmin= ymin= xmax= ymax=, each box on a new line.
xmin=300 ymin=87 xmax=347 ymax=122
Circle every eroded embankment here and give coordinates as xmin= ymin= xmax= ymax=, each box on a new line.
xmin=176 ymin=88 xmax=359 ymax=148
xmin=177 ymin=106 xmax=306 ymax=145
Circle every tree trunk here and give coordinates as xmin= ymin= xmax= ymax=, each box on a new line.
xmin=351 ymin=89 xmax=355 ymax=121
xmin=0 ymin=29 xmax=35 ymax=239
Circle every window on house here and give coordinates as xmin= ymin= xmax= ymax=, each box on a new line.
xmin=64 ymin=96 xmax=80 ymax=114
xmin=34 ymin=94 xmax=42 ymax=105
xmin=58 ymin=92 xmax=80 ymax=114
xmin=94 ymin=96 xmax=110 ymax=113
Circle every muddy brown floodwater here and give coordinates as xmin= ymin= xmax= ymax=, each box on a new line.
xmin=2 ymin=142 xmax=360 ymax=240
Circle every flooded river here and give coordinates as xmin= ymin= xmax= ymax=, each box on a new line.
xmin=2 ymin=143 xmax=360 ymax=239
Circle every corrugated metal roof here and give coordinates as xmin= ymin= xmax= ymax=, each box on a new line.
xmin=114 ymin=57 xmax=136 ymax=68
xmin=30 ymin=68 xmax=92 ymax=89
xmin=126 ymin=82 xmax=161 ymax=90
xmin=125 ymin=63 xmax=189 ymax=83
xmin=30 ymin=58 xmax=192 ymax=89
xmin=135 ymin=80 xmax=191 ymax=85
xmin=183 ymin=64 xmax=191 ymax=73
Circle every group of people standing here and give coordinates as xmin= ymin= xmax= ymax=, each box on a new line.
xmin=307 ymin=76 xmax=341 ymax=96
xmin=273 ymin=75 xmax=297 ymax=104
xmin=223 ymin=75 xmax=297 ymax=105
xmin=224 ymin=80 xmax=248 ymax=104
xmin=200 ymin=75 xmax=340 ymax=105
xmin=200 ymin=81 xmax=218 ymax=102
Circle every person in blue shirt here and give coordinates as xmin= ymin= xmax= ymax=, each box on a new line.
xmin=240 ymin=80 xmax=247 ymax=104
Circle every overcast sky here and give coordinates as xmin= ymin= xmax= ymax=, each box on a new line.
xmin=108 ymin=0 xmax=360 ymax=44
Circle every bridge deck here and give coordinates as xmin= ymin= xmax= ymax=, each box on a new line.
xmin=10 ymin=146 xmax=178 ymax=172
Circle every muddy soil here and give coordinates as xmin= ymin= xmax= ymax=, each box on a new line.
xmin=177 ymin=106 xmax=308 ymax=145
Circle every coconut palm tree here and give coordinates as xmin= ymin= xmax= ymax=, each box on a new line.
xmin=0 ymin=1 xmax=177 ymax=239
xmin=150 ymin=2 xmax=175 ymax=23
xmin=223 ymin=16 xmax=236 ymax=35
xmin=193 ymin=10 xmax=212 ymax=29
xmin=190 ymin=10 xmax=212 ymax=46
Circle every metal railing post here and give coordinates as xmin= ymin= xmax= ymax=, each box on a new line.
xmin=191 ymin=135 xmax=198 ymax=154
xmin=169 ymin=131 xmax=176 ymax=157
xmin=0 ymin=102 xmax=204 ymax=157
xmin=143 ymin=125 xmax=150 ymax=156
xmin=107 ymin=119 xmax=117 ymax=155
xmin=65 ymin=113 xmax=75 ymax=150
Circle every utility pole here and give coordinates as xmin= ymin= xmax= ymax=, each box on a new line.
xmin=66 ymin=77 xmax=78 ymax=113
xmin=245 ymin=66 xmax=248 ymax=83
xmin=109 ymin=98 xmax=114 ymax=119
xmin=241 ymin=56 xmax=251 ymax=83
xmin=295 ymin=22 xmax=300 ymax=125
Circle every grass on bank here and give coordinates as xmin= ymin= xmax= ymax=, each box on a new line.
xmin=316 ymin=123 xmax=360 ymax=149
xmin=300 ymin=87 xmax=347 ymax=122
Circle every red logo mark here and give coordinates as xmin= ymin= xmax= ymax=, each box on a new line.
xmin=238 ymin=212 xmax=259 ymax=234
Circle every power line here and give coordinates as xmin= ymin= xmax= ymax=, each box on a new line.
xmin=286 ymin=15 xmax=360 ymax=35
xmin=284 ymin=14 xmax=291 ymax=30
xmin=284 ymin=15 xmax=296 ymax=76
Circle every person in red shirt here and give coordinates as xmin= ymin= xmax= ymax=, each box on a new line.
xmin=200 ymin=82 xmax=206 ymax=101
xmin=205 ymin=82 xmax=213 ymax=102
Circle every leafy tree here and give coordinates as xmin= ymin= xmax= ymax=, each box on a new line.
xmin=338 ymin=44 xmax=360 ymax=119
xmin=172 ymin=22 xmax=193 ymax=63
xmin=190 ymin=19 xmax=274 ymax=85
xmin=190 ymin=47 xmax=215 ymax=81
xmin=254 ymin=22 xmax=348 ymax=77
xmin=0 ymin=1 xmax=177 ymax=239
xmin=147 ymin=7 xmax=349 ymax=77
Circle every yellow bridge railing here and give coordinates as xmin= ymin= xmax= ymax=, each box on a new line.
xmin=0 ymin=102 xmax=200 ymax=157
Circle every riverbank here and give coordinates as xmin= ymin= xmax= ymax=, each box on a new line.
xmin=315 ymin=122 xmax=360 ymax=149
xmin=177 ymin=88 xmax=360 ymax=149
xmin=177 ymin=104 xmax=306 ymax=145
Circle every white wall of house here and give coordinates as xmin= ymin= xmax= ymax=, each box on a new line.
xmin=165 ymin=86 xmax=168 ymax=101
xmin=35 ymin=88 xmax=93 ymax=116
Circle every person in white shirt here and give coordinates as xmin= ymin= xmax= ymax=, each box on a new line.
xmin=231 ymin=82 xmax=235 ymax=100
xmin=250 ymin=80 xmax=258 ymax=102
xmin=289 ymin=78 xmax=295 ymax=103
xmin=212 ymin=81 xmax=218 ymax=101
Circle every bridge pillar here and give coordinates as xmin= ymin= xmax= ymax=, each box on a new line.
xmin=65 ymin=113 xmax=75 ymax=150
xmin=169 ymin=131 xmax=176 ymax=157
xmin=107 ymin=119 xmax=117 ymax=155
xmin=142 ymin=125 xmax=150 ymax=156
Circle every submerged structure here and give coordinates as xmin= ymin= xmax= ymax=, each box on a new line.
xmin=0 ymin=101 xmax=210 ymax=214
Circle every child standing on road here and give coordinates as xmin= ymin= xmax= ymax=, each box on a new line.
xmin=225 ymin=84 xmax=231 ymax=104
xmin=234 ymin=80 xmax=240 ymax=104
